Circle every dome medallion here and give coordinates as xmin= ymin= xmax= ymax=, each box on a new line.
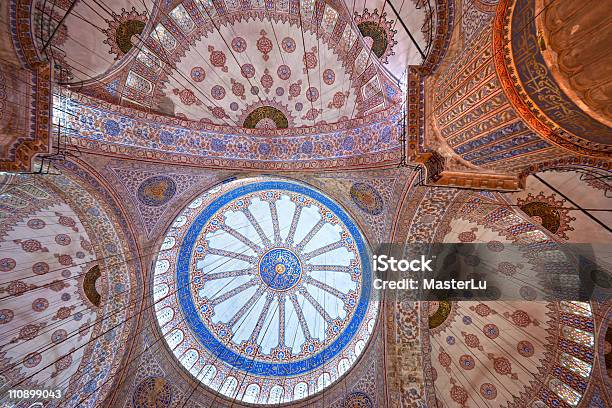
xmin=259 ymin=248 xmax=302 ymax=291
xmin=154 ymin=178 xmax=378 ymax=404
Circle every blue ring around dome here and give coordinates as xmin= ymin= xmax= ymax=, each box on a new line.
xmin=176 ymin=180 xmax=372 ymax=377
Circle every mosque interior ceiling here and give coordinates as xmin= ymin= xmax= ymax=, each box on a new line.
xmin=0 ymin=0 xmax=610 ymax=407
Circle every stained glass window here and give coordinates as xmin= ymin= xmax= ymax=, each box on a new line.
xmin=126 ymin=71 xmax=152 ymax=94
xmin=559 ymin=352 xmax=592 ymax=378
xmin=153 ymin=24 xmax=177 ymax=50
xmin=562 ymin=326 xmax=594 ymax=347
xmin=354 ymin=48 xmax=369 ymax=75
xmin=276 ymin=0 xmax=289 ymax=12
xmin=549 ymin=378 xmax=581 ymax=407
xmin=170 ymin=4 xmax=195 ymax=32
xmin=196 ymin=0 xmax=218 ymax=18
xmin=341 ymin=24 xmax=354 ymax=50
xmin=321 ymin=5 xmax=338 ymax=34
xmin=267 ymin=385 xmax=283 ymax=403
xmin=251 ymin=0 xmax=265 ymax=9
xmin=136 ymin=46 xmax=162 ymax=70
xmin=560 ymin=301 xmax=592 ymax=317
xmin=300 ymin=0 xmax=315 ymax=20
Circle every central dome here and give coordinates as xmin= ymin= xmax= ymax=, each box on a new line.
xmin=258 ymin=248 xmax=302 ymax=291
xmin=154 ymin=177 xmax=378 ymax=404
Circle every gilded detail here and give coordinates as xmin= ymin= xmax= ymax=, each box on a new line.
xmin=116 ymin=20 xmax=146 ymax=54
xmin=357 ymin=21 xmax=389 ymax=59
xmin=83 ymin=265 xmax=102 ymax=307
xmin=428 ymin=301 xmax=453 ymax=329
xmin=243 ymin=106 xmax=289 ymax=129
